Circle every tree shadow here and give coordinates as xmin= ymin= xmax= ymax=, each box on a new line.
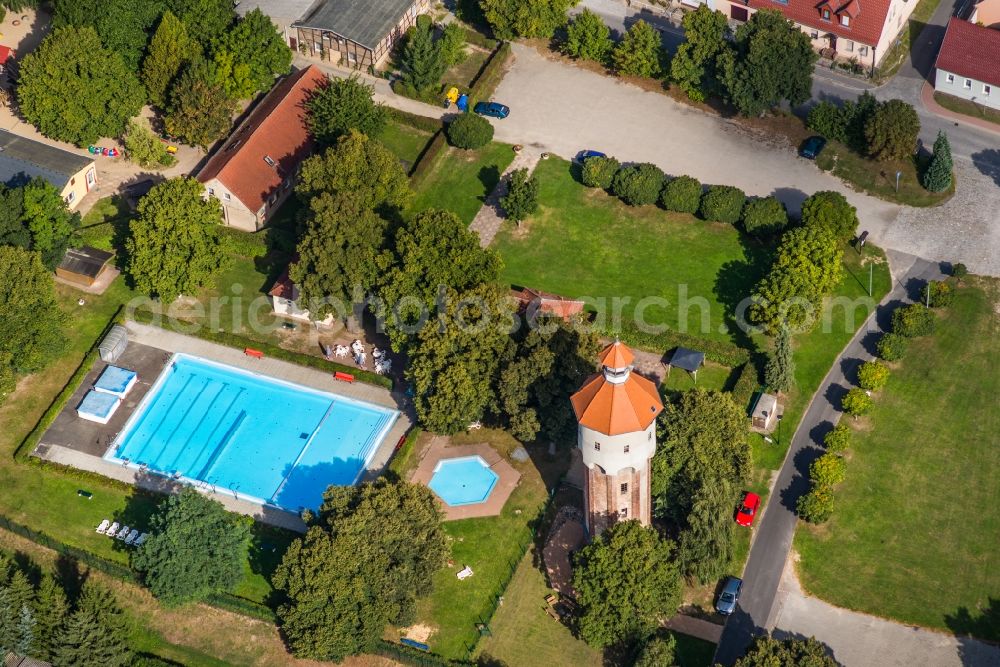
xmin=478 ymin=164 xmax=501 ymax=202
xmin=944 ymin=597 xmax=1000 ymax=666
xmin=109 ymin=484 xmax=166 ymax=554
xmin=808 ymin=419 xmax=836 ymax=448
xmin=838 ymin=355 xmax=866 ymax=387
xmin=971 ymin=149 xmax=1000 ymax=188
xmin=769 ymin=630 xmax=840 ymax=662
xmin=770 ymin=187 xmax=810 ymax=217
xmin=713 ymin=235 xmax=773 ymax=352
xmin=54 ymin=553 xmax=88 ymax=605
xmin=778 ymin=446 xmax=823 ymax=512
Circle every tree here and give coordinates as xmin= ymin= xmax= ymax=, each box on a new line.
xmin=17 ymin=27 xmax=145 ymax=146
xmin=54 ymin=581 xmax=133 ymax=667
xmin=930 ymin=129 xmax=953 ymax=172
xmin=30 ymin=574 xmax=69 ymax=662
xmin=168 ymin=0 xmax=236 ymax=48
xmin=573 ymin=521 xmax=682 ymax=649
xmin=500 ymin=167 xmax=539 ymax=224
xmin=290 ymin=192 xmax=391 ymax=319
xmin=876 ymin=332 xmax=908 ymax=361
xmin=864 ymin=99 xmax=920 ymax=161
xmin=920 ymin=280 xmax=954 ymax=308
xmin=733 ymin=635 xmax=838 ymax=666
xmin=677 ymin=479 xmax=737 ymax=583
xmin=698 ymin=185 xmax=745 ymax=224
xmin=0 ymin=570 xmax=34 ymax=655
xmin=164 ymin=60 xmax=235 ymax=149
xmin=611 ymin=162 xmax=665 ymax=206
xmin=296 ymin=130 xmax=411 ymax=212
xmin=634 ymin=634 xmax=678 ymax=667
xmin=652 ymin=390 xmax=751 ymax=525
xmin=922 ymin=130 xmax=953 ymax=192
xmin=123 ymin=119 xmax=177 ymax=169
xmin=719 ymin=10 xmax=816 ymax=117
xmin=0 ymin=177 xmax=81 ymax=270
xmin=765 ymin=327 xmax=794 ymax=393
xmin=273 ymin=479 xmax=448 ymax=661
xmin=125 ymin=177 xmax=229 ymax=303
xmin=823 ymin=423 xmax=851 ymax=453
xmin=306 ymin=75 xmax=387 ymax=149
xmin=438 ymin=23 xmax=467 ymax=67
xmin=0 ymin=247 xmax=67 ymax=379
xmin=406 ymin=283 xmax=514 ymax=432
xmin=801 ymin=190 xmax=858 ymax=242
xmin=581 ymin=155 xmax=620 ymax=189
xmin=952 ymin=262 xmax=968 ymax=282
xmin=809 ymin=452 xmax=846 ymax=486
xmin=670 ymin=5 xmax=729 ymax=102
xmin=891 ymin=303 xmax=934 ymax=337
xmin=856 ymin=360 xmax=889 ymax=391
xmin=401 ymin=15 xmax=447 ymax=93
xmin=841 ymin=387 xmax=873 ymax=418
xmin=563 ymin=9 xmax=612 ymax=63
xmin=807 ymin=100 xmax=848 ymax=143
xmin=796 ymin=485 xmax=834 ymax=523
xmin=446 ymin=112 xmax=494 ymax=149
xmin=132 ymin=488 xmax=251 ymax=605
xmin=90 ymin=0 xmax=166 ymax=73
xmin=143 ymin=11 xmax=198 ymax=108
xmin=612 ymin=20 xmax=663 ymax=78
xmin=660 ymin=175 xmax=702 ymax=214
xmin=211 ymin=8 xmax=292 ymax=100
xmin=741 ymin=196 xmax=788 ymax=237
xmin=479 ymin=0 xmax=578 ymax=40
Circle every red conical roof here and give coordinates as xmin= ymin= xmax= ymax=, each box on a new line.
xmin=597 ymin=340 xmax=634 ymax=369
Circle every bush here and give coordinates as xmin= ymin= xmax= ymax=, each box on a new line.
xmin=659 ymin=175 xmax=702 ymax=214
xmin=800 ymin=190 xmax=858 ymax=242
xmin=891 ymin=303 xmax=935 ymax=337
xmin=857 ymin=360 xmax=889 ymax=391
xmin=469 ymin=42 xmax=511 ymax=103
xmin=841 ymin=387 xmax=873 ymax=418
xmin=809 ymin=452 xmax=846 ymax=487
xmin=410 ymin=130 xmax=447 ymax=181
xmin=876 ymin=332 xmax=907 ymax=361
xmin=610 ymin=163 xmax=665 ymax=206
xmin=952 ymin=263 xmax=968 ymax=281
xmin=823 ymin=423 xmax=851 ymax=452
xmin=581 ymin=156 xmax=620 ymax=189
xmin=500 ymin=167 xmax=539 ymax=223
xmin=920 ymin=280 xmax=954 ymax=308
xmin=446 ymin=112 xmax=493 ymax=149
xmin=806 ymin=101 xmax=847 ymax=143
xmin=218 ymin=227 xmax=267 ymax=258
xmin=741 ymin=196 xmax=788 ymax=237
xmin=562 ymin=9 xmax=613 ymax=63
xmin=123 ymin=119 xmax=177 ymax=169
xmin=699 ymin=185 xmax=745 ymax=224
xmin=729 ymin=362 xmax=759 ymax=413
xmin=797 ymin=485 xmax=834 ymax=523
xmin=864 ymin=99 xmax=920 ymax=161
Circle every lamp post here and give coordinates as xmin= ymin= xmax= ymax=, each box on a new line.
xmin=895 ymin=170 xmax=902 ymax=193
xmin=777 ymin=413 xmax=784 ymax=446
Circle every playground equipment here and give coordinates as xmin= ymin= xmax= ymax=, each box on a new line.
xmin=444 ymin=86 xmax=459 ymax=107
xmin=88 ymin=146 xmax=120 ymax=157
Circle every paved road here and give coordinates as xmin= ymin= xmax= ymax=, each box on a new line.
xmin=712 ymin=249 xmax=945 ymax=665
xmin=573 ymin=0 xmax=686 ymax=51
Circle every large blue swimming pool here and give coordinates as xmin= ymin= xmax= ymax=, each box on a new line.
xmin=107 ymin=354 xmax=398 ymax=512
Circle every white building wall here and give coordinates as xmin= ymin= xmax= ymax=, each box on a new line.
xmin=935 ymin=69 xmax=1000 ymax=110
xmin=578 ymin=422 xmax=656 ymax=476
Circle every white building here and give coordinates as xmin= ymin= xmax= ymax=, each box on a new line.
xmin=934 ymin=18 xmax=1000 ymax=112
xmin=268 ymin=268 xmax=334 ymax=326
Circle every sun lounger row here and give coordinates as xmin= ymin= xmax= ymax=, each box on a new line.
xmin=95 ymin=519 xmax=148 ymax=546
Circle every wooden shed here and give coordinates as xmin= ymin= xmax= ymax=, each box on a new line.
xmin=56 ymin=246 xmax=114 ymax=287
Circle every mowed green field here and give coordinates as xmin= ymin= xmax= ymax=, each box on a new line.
xmin=493 ymin=158 xmax=770 ymax=345
xmin=795 ymin=280 xmax=1000 ymax=641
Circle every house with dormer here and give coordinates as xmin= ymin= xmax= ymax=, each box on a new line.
xmin=720 ymin=0 xmax=917 ymax=69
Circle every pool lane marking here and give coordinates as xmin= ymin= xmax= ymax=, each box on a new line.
xmin=268 ymin=399 xmax=339 ymax=504
xmin=133 ymin=371 xmax=201 ymax=465
xmin=164 ymin=383 xmax=244 ymax=475
xmin=196 ymin=410 xmax=248 ymax=481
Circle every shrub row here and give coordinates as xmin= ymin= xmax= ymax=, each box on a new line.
xmin=607 ymin=322 xmax=751 ymax=368
xmin=218 ymin=225 xmax=268 ymax=259
xmin=460 ymin=25 xmax=499 ymax=51
xmin=129 ymin=309 xmax=394 ymax=389
xmin=728 ymin=362 xmax=760 ymax=413
xmin=468 ymin=42 xmax=512 ymax=103
xmin=409 ymin=129 xmax=448 ymax=182
xmin=385 ymin=106 xmax=445 ymax=134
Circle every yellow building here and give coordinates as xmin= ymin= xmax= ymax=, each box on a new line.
xmin=0 ymin=129 xmax=97 ymax=209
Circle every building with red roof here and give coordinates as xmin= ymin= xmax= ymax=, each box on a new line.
xmin=196 ymin=65 xmax=327 ymax=231
xmin=717 ymin=0 xmax=917 ymax=69
xmin=934 ymin=18 xmax=1000 ymax=111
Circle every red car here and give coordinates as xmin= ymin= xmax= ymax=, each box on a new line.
xmin=736 ymin=492 xmax=760 ymax=526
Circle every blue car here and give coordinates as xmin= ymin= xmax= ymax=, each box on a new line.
xmin=715 ymin=576 xmax=743 ymax=616
xmin=473 ymin=101 xmax=510 ymax=119
xmin=576 ymin=150 xmax=607 ymax=162
xmin=800 ymin=136 xmax=827 ymax=160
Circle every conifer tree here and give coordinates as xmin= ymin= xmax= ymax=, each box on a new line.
xmin=765 ymin=327 xmax=794 ymax=393
xmin=922 ymin=130 xmax=953 ymax=193
xmin=31 ymin=573 xmax=70 ymax=661
xmin=55 ymin=582 xmax=133 ymax=667
xmin=0 ymin=571 xmax=35 ymax=656
xmin=142 ymin=11 xmax=198 ymax=108
xmin=401 ymin=15 xmax=445 ymax=92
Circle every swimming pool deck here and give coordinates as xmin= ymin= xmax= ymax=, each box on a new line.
xmin=34 ymin=321 xmax=413 ymax=532
xmin=411 ymin=438 xmax=520 ymax=520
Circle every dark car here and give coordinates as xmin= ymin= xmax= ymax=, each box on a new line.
xmin=716 ymin=576 xmax=743 ymax=616
xmin=800 ymin=136 xmax=827 ymax=159
xmin=576 ymin=150 xmax=607 ymax=162
xmin=473 ymin=101 xmax=510 ymax=119
xmin=735 ymin=491 xmax=760 ymax=527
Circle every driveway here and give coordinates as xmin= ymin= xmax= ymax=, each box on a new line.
xmin=771 ymin=556 xmax=1000 ymax=667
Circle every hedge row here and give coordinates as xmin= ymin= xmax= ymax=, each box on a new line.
xmin=129 ymin=309 xmax=394 ymax=390
xmin=728 ymin=362 xmax=759 ymax=413
xmin=410 ymin=129 xmax=448 ymax=181
xmin=385 ymin=106 xmax=445 ymax=134
xmin=604 ymin=323 xmax=751 ymax=368
xmin=218 ymin=225 xmax=268 ymax=259
xmin=374 ymin=640 xmax=472 ymax=666
xmin=387 ymin=427 xmax=421 ymax=479
xmin=460 ymin=26 xmax=499 ymax=51
xmin=469 ymin=42 xmax=511 ymax=103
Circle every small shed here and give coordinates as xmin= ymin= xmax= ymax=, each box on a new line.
xmin=56 ymin=246 xmax=114 ymax=287
xmin=93 ymin=366 xmax=137 ymax=398
xmin=99 ymin=325 xmax=128 ymax=364
xmin=667 ymin=347 xmax=706 ymax=380
xmin=76 ymin=390 xmax=121 ymax=424
xmin=751 ymin=392 xmax=780 ymax=431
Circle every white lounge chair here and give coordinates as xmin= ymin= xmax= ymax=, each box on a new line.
xmin=134 ymin=532 xmax=149 ymax=546
xmin=95 ymin=519 xmax=111 ymax=534
xmin=106 ymin=522 xmax=120 ymax=537
xmin=124 ymin=529 xmax=139 ymax=545
xmin=115 ymin=525 xmax=131 ymax=540
xmin=457 ymin=566 xmax=474 ymax=580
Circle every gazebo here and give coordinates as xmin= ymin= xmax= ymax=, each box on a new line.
xmin=667 ymin=347 xmax=705 ymax=381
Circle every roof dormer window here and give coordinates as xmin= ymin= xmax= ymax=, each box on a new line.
xmin=841 ymin=14 xmax=850 ymax=25
xmin=822 ymin=8 xmax=831 ymax=20
xmin=264 ymin=155 xmax=276 ymax=167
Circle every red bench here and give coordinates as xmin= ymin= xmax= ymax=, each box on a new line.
xmin=244 ymin=348 xmax=263 ymax=359
xmin=334 ymin=371 xmax=355 ymax=383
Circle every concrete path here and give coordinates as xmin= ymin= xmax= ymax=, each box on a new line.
xmin=713 ymin=249 xmax=945 ymax=665
xmin=468 ymin=146 xmax=544 ymax=246
xmin=771 ymin=557 xmax=1000 ymax=667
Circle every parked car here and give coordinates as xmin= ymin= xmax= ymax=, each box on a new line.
xmin=716 ymin=576 xmax=743 ymax=616
xmin=576 ymin=150 xmax=607 ymax=162
xmin=735 ymin=491 xmax=760 ymax=527
xmin=800 ymin=136 xmax=826 ymax=159
xmin=473 ymin=101 xmax=510 ymax=119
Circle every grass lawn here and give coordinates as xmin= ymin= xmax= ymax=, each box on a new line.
xmin=795 ymin=279 xmax=1000 ymax=641
xmin=662 ymin=362 xmax=734 ymax=395
xmin=815 ymin=139 xmax=953 ymax=207
xmin=406 ymin=430 xmax=559 ymax=660
xmin=410 ymin=141 xmax=515 ymax=225
xmin=933 ymin=91 xmax=1000 ymax=127
xmin=493 ymin=157 xmax=771 ymax=346
xmin=375 ymin=120 xmax=433 ymax=173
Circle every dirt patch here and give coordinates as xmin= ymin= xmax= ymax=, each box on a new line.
xmin=400 ymin=622 xmax=437 ymax=643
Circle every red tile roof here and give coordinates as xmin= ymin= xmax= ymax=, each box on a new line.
xmin=745 ymin=0 xmax=890 ymax=47
xmin=197 ymin=65 xmax=327 ymax=214
xmin=509 ymin=287 xmax=586 ymax=320
xmin=935 ymin=18 xmax=1000 ymax=88
xmin=268 ymin=268 xmax=296 ymax=299
xmin=571 ymin=370 xmax=663 ymax=436
xmin=598 ymin=340 xmax=634 ymax=369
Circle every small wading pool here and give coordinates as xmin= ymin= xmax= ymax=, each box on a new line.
xmin=428 ymin=456 xmax=499 ymax=506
